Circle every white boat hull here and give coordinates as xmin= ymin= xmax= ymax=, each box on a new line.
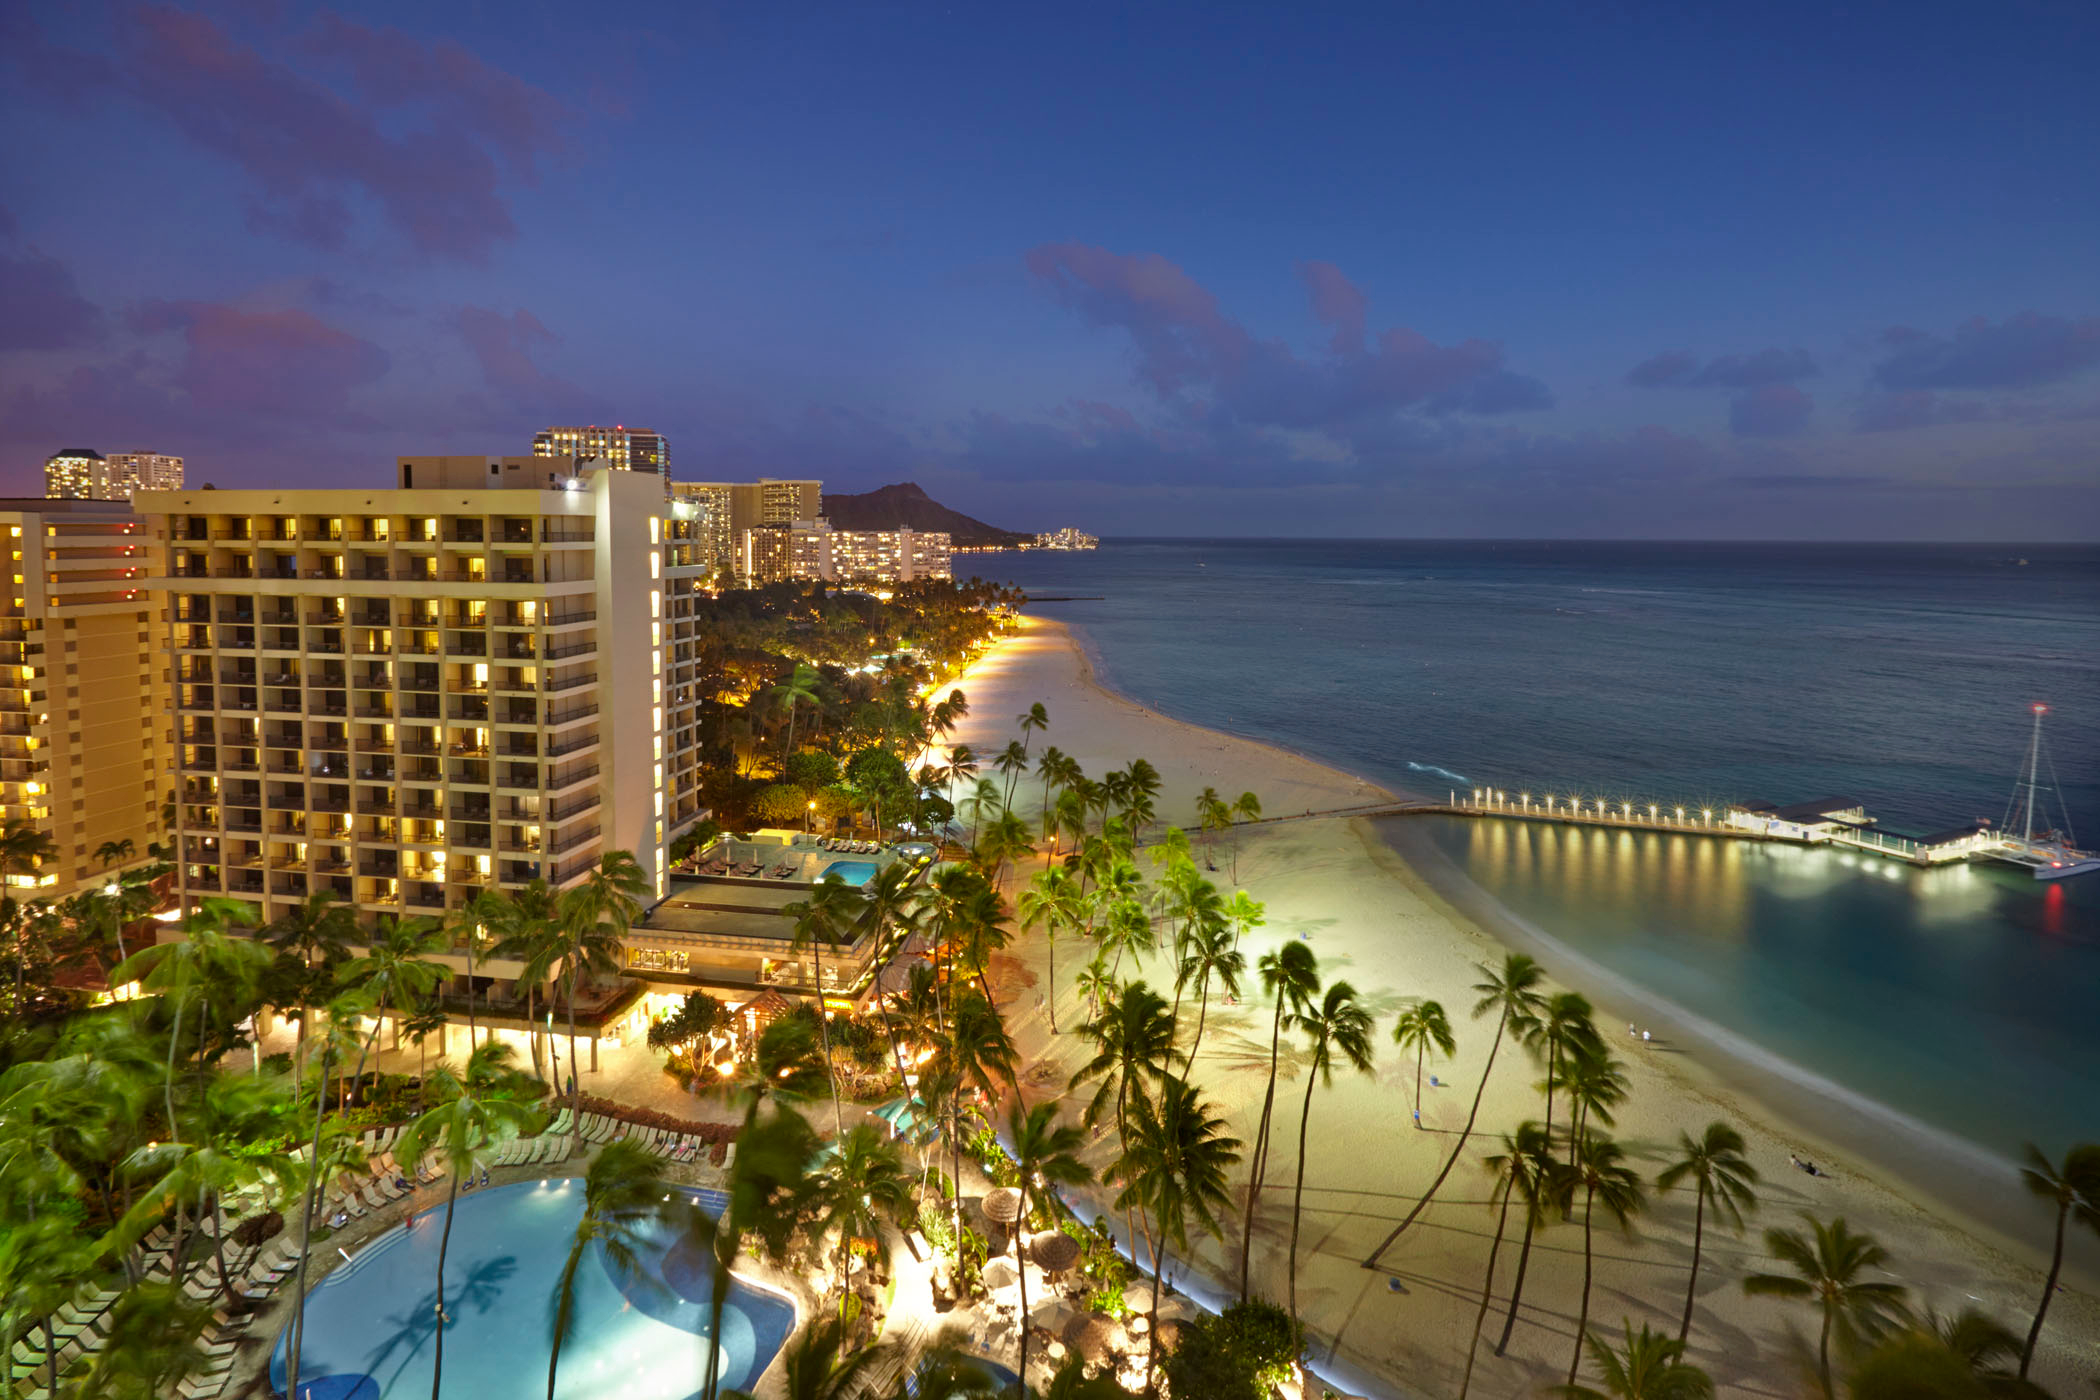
xmin=2033 ymin=857 xmax=2100 ymax=881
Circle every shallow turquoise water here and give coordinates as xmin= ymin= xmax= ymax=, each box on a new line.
xmin=272 ymin=1180 xmax=794 ymax=1400
xmin=821 ymin=859 xmax=880 ymax=886
xmin=994 ymin=540 xmax=2100 ymax=1162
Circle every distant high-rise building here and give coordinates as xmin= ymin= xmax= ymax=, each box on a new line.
xmin=672 ymin=478 xmax=824 ymax=584
xmin=0 ymin=497 xmax=168 ymax=898
xmin=44 ymin=448 xmax=185 ymax=501
xmin=786 ymin=519 xmax=952 ymax=585
xmin=105 ymin=451 xmax=185 ymax=495
xmin=531 ymin=426 xmax=670 ymax=477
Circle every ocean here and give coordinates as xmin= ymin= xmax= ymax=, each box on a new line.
xmin=985 ymin=540 xmax=2100 ymax=1160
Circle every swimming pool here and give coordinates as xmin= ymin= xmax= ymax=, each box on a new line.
xmin=272 ymin=1180 xmax=795 ymax=1400
xmin=819 ymin=859 xmax=879 ymax=886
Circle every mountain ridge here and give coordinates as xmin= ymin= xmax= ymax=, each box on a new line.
xmin=820 ymin=481 xmax=1029 ymax=548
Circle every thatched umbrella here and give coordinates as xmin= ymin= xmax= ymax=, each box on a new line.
xmin=979 ymin=1187 xmax=1023 ymax=1230
xmin=1061 ymin=1312 xmax=1117 ymax=1359
xmin=1028 ymin=1230 xmax=1082 ymax=1276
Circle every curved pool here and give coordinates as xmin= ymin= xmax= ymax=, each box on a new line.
xmin=273 ymin=1180 xmax=795 ymax=1400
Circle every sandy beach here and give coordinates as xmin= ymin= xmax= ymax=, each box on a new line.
xmin=949 ymin=614 xmax=2100 ymax=1400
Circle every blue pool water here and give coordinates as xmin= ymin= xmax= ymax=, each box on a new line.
xmin=273 ymin=1180 xmax=795 ymax=1400
xmin=820 ymin=859 xmax=879 ymax=886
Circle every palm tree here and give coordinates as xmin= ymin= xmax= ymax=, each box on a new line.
xmin=1846 ymin=1309 xmax=2045 ymax=1400
xmin=337 ymin=915 xmax=448 ymax=1108
xmin=442 ymin=889 xmax=505 ymax=1056
xmin=1656 ymin=1121 xmax=1760 ymax=1343
xmin=1742 ymin=1214 xmax=1910 ymax=1399
xmin=2015 ymin=1142 xmax=2100 ymax=1377
xmin=1239 ymin=939 xmax=1318 ymax=1301
xmin=722 ymin=1014 xmax=828 ymax=1121
xmin=1285 ymin=980 xmax=1375 ymax=1322
xmin=1459 ymin=1123 xmax=1551 ymax=1400
xmin=812 ymin=1123 xmax=914 ymax=1301
xmin=398 ymin=1060 xmax=537 ymax=1400
xmin=1175 ymin=913 xmax=1245 ymax=1071
xmin=540 ymin=852 xmax=646 ymax=1126
xmin=1494 ymin=1119 xmax=1572 ymax=1357
xmin=1565 ymin=1131 xmax=1648 ymax=1385
xmin=994 ymin=739 xmax=1032 ymax=810
xmin=1528 ymin=990 xmax=1603 ymax=1137
xmin=769 ymin=661 xmax=820 ymax=756
xmin=93 ymin=836 xmax=137 ymax=871
xmin=782 ymin=873 xmax=867 ymax=1137
xmin=67 ymin=1280 xmax=211 ymax=1400
xmin=1006 ymin=1101 xmax=1092 ymax=1387
xmin=930 ymin=988 xmax=1017 ymax=1246
xmin=1112 ymin=1075 xmax=1241 ymax=1392
xmin=1563 ymin=1042 xmax=1632 ymax=1140
xmin=723 ymin=1316 xmax=894 ymax=1400
xmin=1070 ymin=979 xmax=1176 ymax=1255
xmin=1391 ymin=999 xmax=1456 ymax=1127
xmin=1015 ymin=701 xmax=1049 ymax=775
xmin=547 ymin=1138 xmax=676 ymax=1400
xmin=263 ymin=888 xmax=356 ymax=1110
xmin=1552 ymin=1320 xmax=1715 ymax=1400
xmin=1362 ymin=952 xmax=1545 ymax=1271
xmin=487 ymin=879 xmax=562 ymax=1081
xmin=1229 ymin=790 xmax=1262 ymax=883
xmin=704 ymin=1106 xmax=824 ymax=1400
xmin=1017 ymin=864 xmax=1083 ymax=1033
xmin=1196 ymin=787 xmax=1232 ymax=865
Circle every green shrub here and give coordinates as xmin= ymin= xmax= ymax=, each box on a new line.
xmin=1160 ymin=1300 xmax=1303 ymax=1400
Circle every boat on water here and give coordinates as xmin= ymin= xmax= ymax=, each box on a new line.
xmin=1992 ymin=704 xmax=2100 ymax=881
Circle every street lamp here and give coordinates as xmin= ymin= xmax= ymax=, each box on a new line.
xmin=805 ymin=799 xmax=816 ymax=834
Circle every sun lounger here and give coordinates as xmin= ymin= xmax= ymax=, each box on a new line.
xmin=548 ymin=1107 xmax=573 ymax=1136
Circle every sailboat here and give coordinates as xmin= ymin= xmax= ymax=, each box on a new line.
xmin=1994 ymin=704 xmax=2100 ymax=881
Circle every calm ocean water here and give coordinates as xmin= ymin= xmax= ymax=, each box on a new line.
xmin=987 ymin=540 xmax=2100 ymax=1158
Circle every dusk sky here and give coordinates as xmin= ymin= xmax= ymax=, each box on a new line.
xmin=4 ymin=1 xmax=2098 ymax=538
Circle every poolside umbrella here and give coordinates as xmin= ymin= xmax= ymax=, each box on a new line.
xmin=1028 ymin=1230 xmax=1081 ymax=1276
xmin=979 ymin=1187 xmax=1024 ymax=1228
xmin=982 ymin=1256 xmax=1021 ymax=1295
xmin=1061 ymin=1313 xmax=1116 ymax=1358
xmin=1123 ymin=1282 xmax=1155 ymax=1316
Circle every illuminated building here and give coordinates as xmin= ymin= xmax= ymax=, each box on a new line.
xmin=531 ymin=425 xmax=670 ymax=477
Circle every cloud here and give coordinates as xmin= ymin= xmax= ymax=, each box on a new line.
xmin=1628 ymin=346 xmax=1817 ymax=388
xmin=454 ymin=306 xmax=607 ymax=420
xmin=1871 ymin=311 xmax=2100 ymax=390
xmin=8 ymin=7 xmax=573 ymax=260
xmin=129 ymin=298 xmax=391 ymax=420
xmin=1023 ymin=243 xmax=1549 ymax=469
xmin=0 ymin=230 xmax=105 ymax=351
xmin=1729 ymin=383 xmax=1812 ymax=437
xmin=1626 ymin=350 xmax=1698 ymax=387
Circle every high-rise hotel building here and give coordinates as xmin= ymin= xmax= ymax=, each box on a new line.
xmin=671 ymin=479 xmax=824 ymax=584
xmin=0 ymin=498 xmax=169 ymax=896
xmin=45 ymin=448 xmax=184 ymax=501
xmin=138 ymin=458 xmax=709 ymax=938
xmin=531 ymin=426 xmax=670 ymax=479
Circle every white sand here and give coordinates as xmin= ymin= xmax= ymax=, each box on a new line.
xmin=947 ymin=615 xmax=2100 ymax=1400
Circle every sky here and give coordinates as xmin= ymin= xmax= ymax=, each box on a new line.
xmin=3 ymin=0 xmax=2099 ymax=539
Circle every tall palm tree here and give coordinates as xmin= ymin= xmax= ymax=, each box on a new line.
xmin=1006 ymin=1101 xmax=1092 ymax=1387
xmin=994 ymin=740 xmax=1032 ymax=810
xmin=769 ymin=661 xmax=820 ymax=756
xmin=1656 ymin=1121 xmax=1760 ymax=1343
xmin=1175 ymin=912 xmax=1245 ymax=1071
xmin=930 ymin=988 xmax=1017 ymax=1245
xmin=1363 ymin=952 xmax=1545 ymax=1271
xmin=1391 ymin=999 xmax=1456 ymax=1127
xmin=337 ymin=914 xmax=448 ymax=1107
xmin=1239 ymin=939 xmax=1318 ymax=1301
xmin=1459 ymin=1123 xmax=1551 ymax=1400
xmin=1565 ymin=1131 xmax=1648 ymax=1385
xmin=398 ymin=1060 xmax=536 ymax=1400
xmin=2015 ymin=1142 xmax=2099 ymax=1378
xmin=547 ymin=1138 xmax=676 ymax=1400
xmin=812 ymin=1123 xmax=914 ymax=1301
xmin=1112 ymin=1075 xmax=1241 ymax=1392
xmin=1552 ymin=1320 xmax=1715 ymax=1400
xmin=1014 ymin=701 xmax=1049 ymax=775
xmin=1229 ymin=790 xmax=1262 ymax=884
xmin=441 ymin=890 xmax=501 ymax=1056
xmin=93 ymin=836 xmax=137 ymax=871
xmin=539 ymin=852 xmax=646 ymax=1127
xmin=1494 ymin=1119 xmax=1572 ymax=1356
xmin=1528 ymin=990 xmax=1603 ymax=1138
xmin=1285 ymin=980 xmax=1375 ymax=1322
xmin=487 ymin=879 xmax=561 ymax=1081
xmin=1017 ymin=864 xmax=1083 ymax=1033
xmin=114 ymin=897 xmax=270 ymax=1144
xmin=1742 ymin=1214 xmax=1910 ymax=1399
xmin=1070 ymin=979 xmax=1176 ymax=1256
xmin=1196 ymin=787 xmax=1232 ymax=865
xmin=263 ymin=888 xmax=356 ymax=1110
xmin=704 ymin=1106 xmax=824 ymax=1400
xmin=1563 ymin=1042 xmax=1632 ymax=1140
xmin=782 ymin=873 xmax=867 ymax=1137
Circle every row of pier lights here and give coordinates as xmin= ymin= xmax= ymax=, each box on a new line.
xmin=1459 ymin=787 xmax=1722 ymax=828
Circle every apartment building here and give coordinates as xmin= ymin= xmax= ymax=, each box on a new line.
xmin=0 ymin=498 xmax=169 ymax=897
xmin=671 ymin=479 xmax=823 ymax=582
xmin=786 ymin=520 xmax=953 ymax=585
xmin=531 ymin=425 xmax=669 ymax=478
xmin=104 ymin=452 xmax=185 ymax=495
xmin=139 ymin=459 xmax=709 ymax=946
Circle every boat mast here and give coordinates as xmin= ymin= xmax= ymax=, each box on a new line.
xmin=2022 ymin=703 xmax=2047 ymax=843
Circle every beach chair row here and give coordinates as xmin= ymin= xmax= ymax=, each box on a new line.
xmin=574 ymin=1112 xmax=733 ymax=1166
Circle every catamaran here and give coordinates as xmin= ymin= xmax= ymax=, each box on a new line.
xmin=1993 ymin=704 xmax=2100 ymax=881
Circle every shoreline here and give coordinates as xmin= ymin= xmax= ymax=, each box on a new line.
xmin=945 ymin=613 xmax=2097 ymax=1398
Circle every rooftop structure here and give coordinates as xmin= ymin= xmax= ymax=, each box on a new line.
xmin=531 ymin=425 xmax=670 ymax=478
